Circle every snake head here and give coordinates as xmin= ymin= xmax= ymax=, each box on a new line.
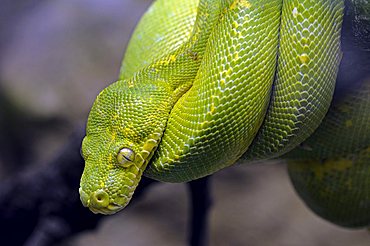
xmin=79 ymin=79 xmax=173 ymax=214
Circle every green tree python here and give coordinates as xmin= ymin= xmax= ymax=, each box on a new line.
xmin=79 ymin=0 xmax=370 ymax=228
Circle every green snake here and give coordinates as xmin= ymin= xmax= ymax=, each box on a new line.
xmin=79 ymin=0 xmax=370 ymax=228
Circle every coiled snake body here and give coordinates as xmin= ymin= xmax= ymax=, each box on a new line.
xmin=79 ymin=0 xmax=370 ymax=228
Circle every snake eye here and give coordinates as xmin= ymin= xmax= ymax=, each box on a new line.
xmin=117 ymin=147 xmax=135 ymax=167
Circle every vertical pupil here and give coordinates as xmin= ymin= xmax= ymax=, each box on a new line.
xmin=124 ymin=154 xmax=132 ymax=161
xmin=119 ymin=148 xmax=134 ymax=162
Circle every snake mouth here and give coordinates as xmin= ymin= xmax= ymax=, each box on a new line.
xmin=79 ymin=187 xmax=124 ymax=215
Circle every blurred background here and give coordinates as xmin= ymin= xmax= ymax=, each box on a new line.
xmin=0 ymin=0 xmax=369 ymax=245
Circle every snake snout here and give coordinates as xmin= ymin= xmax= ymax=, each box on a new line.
xmin=90 ymin=189 xmax=110 ymax=208
xmin=79 ymin=188 xmax=122 ymax=215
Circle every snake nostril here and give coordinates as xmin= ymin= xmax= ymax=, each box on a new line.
xmin=91 ymin=189 xmax=110 ymax=208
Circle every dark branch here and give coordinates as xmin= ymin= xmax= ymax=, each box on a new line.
xmin=0 ymin=127 xmax=210 ymax=246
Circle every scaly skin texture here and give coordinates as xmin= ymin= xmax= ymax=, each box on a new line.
xmin=80 ymin=0 xmax=228 ymax=214
xmin=244 ymin=0 xmax=343 ymax=160
xmin=79 ymin=0 xmax=370 ymax=227
xmin=120 ymin=0 xmax=200 ymax=79
xmin=145 ymin=0 xmax=283 ymax=182
xmin=288 ymin=146 xmax=370 ymax=228
xmin=284 ymin=1 xmax=370 ymax=227
xmin=286 ymin=77 xmax=370 ymax=228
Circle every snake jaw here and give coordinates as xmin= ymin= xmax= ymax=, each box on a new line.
xmin=79 ymin=187 xmax=128 ymax=215
xmin=79 ymin=79 xmax=176 ymax=214
xmin=79 ymin=140 xmax=140 ymax=215
xmin=79 ymin=129 xmax=163 ymax=215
